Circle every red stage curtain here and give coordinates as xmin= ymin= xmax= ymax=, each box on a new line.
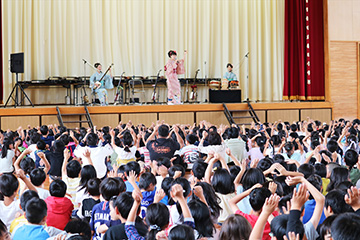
xmin=283 ymin=0 xmax=325 ymax=101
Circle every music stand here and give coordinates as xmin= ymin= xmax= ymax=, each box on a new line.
xmin=4 ymin=53 xmax=34 ymax=108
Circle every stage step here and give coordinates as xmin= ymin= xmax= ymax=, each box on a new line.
xmin=63 ymin=120 xmax=89 ymax=123
xmin=61 ymin=113 xmax=87 ymax=116
xmin=233 ymin=116 xmax=253 ymax=119
xmin=56 ymin=106 xmax=93 ymax=129
xmin=223 ymin=99 xmax=260 ymax=126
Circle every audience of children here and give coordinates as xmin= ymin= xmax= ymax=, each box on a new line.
xmin=0 ymin=118 xmax=360 ymax=240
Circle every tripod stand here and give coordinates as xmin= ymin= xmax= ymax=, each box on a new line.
xmin=4 ymin=73 xmax=34 ymax=108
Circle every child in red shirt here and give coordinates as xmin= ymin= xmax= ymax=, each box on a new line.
xmin=229 ymin=184 xmax=279 ymax=240
xmin=44 ymin=179 xmax=73 ymax=230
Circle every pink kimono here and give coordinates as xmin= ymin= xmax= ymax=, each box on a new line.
xmin=165 ymin=59 xmax=185 ymax=104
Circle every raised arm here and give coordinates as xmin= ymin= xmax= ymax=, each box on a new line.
xmin=249 ymin=194 xmax=280 ymax=240
xmin=229 ymin=183 xmax=262 ymax=213
xmin=14 ymin=148 xmax=32 ymax=172
xmin=62 ymin=148 xmax=70 ymax=178
xmin=37 ymin=152 xmax=51 ymax=175
xmin=286 ymin=176 xmax=324 ymax=229
xmin=234 ymin=160 xmax=247 ymax=190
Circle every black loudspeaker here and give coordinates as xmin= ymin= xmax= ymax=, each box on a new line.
xmin=209 ymin=89 xmax=242 ymax=103
xmin=10 ymin=53 xmax=24 ymax=73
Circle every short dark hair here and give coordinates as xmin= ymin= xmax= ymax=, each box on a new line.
xmin=115 ymin=192 xmax=134 ymax=219
xmin=344 ymin=149 xmax=359 ymax=168
xmin=226 ymin=63 xmax=233 ymax=68
xmin=40 ymin=125 xmax=49 ymax=135
xmin=192 ymin=160 xmax=208 ymax=180
xmin=36 ymin=140 xmax=46 ymax=150
xmin=185 ymin=134 xmax=198 ymax=144
xmin=298 ymin=164 xmax=315 ymax=179
xmin=64 ymin=218 xmax=92 ymax=240
xmin=0 ymin=173 xmax=19 ymax=197
xmin=314 ymin=163 xmax=327 ymax=178
xmin=20 ymin=157 xmax=36 ymax=175
xmin=327 ymin=140 xmax=338 ymax=153
xmin=49 ymin=179 xmax=67 ymax=197
xmin=20 ymin=190 xmax=39 ymax=210
xmin=53 ymin=140 xmax=65 ymax=153
xmin=325 ymin=189 xmax=353 ymax=214
xmin=207 ymin=131 xmax=222 ymax=145
xmin=227 ymin=127 xmax=239 ymax=139
xmin=168 ymin=165 xmax=185 ymax=179
xmin=86 ymin=133 xmax=98 ymax=146
xmin=30 ymin=168 xmax=46 ymax=186
xmin=168 ymin=224 xmax=195 ymax=240
xmin=125 ymin=161 xmax=141 ymax=176
xmin=331 ymin=213 xmax=360 ymax=240
xmin=156 ymin=157 xmax=171 ymax=169
xmin=86 ymin=178 xmax=101 ymax=196
xmin=270 ymin=214 xmax=304 ymax=240
xmin=66 ymin=160 xmax=82 ymax=178
xmin=172 ymin=177 xmax=191 ymax=198
xmin=241 ymin=168 xmax=266 ymax=191
xmin=100 ymin=177 xmax=123 ymax=201
xmin=139 ymin=172 xmax=157 ymax=190
xmin=25 ymin=198 xmax=47 ymax=224
xmin=158 ymin=125 xmax=170 ymax=137
xmin=249 ymin=187 xmax=271 ymax=211
xmin=94 ymin=63 xmax=101 ymax=68
xmin=211 ymin=168 xmax=235 ymax=194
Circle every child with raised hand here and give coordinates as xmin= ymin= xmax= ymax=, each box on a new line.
xmin=249 ymin=194 xmax=280 ymax=240
xmin=62 ymin=149 xmax=81 ymax=205
xmin=285 ymin=175 xmax=325 ymax=236
xmin=0 ymin=170 xmax=37 ymax=229
xmin=125 ymin=184 xmax=195 ymax=240
xmin=110 ymin=129 xmax=138 ymax=166
xmin=270 ymin=185 xmax=308 ymax=240
xmin=229 ymin=183 xmax=278 ymax=240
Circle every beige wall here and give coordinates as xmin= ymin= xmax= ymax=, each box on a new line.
xmin=328 ymin=0 xmax=360 ymax=41
xmin=328 ymin=0 xmax=360 ymax=120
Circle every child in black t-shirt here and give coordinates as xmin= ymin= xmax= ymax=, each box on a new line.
xmin=78 ymin=178 xmax=101 ymax=222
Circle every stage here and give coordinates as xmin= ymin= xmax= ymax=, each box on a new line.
xmin=0 ymin=101 xmax=333 ymax=130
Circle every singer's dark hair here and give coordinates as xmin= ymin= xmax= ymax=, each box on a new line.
xmin=94 ymin=63 xmax=101 ymax=68
xmin=227 ymin=63 xmax=233 ymax=68
xmin=168 ymin=50 xmax=177 ymax=58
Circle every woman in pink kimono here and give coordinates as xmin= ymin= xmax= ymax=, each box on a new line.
xmin=164 ymin=50 xmax=187 ymax=104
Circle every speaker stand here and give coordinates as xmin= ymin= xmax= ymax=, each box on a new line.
xmin=4 ymin=73 xmax=34 ymax=108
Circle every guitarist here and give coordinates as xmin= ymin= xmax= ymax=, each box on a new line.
xmin=89 ymin=63 xmax=114 ymax=106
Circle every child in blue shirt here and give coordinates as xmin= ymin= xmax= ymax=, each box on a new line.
xmin=90 ymin=177 xmax=125 ymax=240
xmin=138 ymin=172 xmax=157 ymax=218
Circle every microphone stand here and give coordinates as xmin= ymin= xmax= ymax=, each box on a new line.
xmin=80 ymin=59 xmax=96 ymax=106
xmin=114 ymin=72 xmax=125 ymax=105
xmin=204 ymin=61 xmax=208 ymax=103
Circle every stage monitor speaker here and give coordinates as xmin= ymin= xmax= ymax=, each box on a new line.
xmin=209 ymin=89 xmax=242 ymax=103
xmin=10 ymin=52 xmax=24 ymax=73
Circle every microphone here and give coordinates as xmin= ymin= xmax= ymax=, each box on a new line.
xmin=121 ymin=72 xmax=125 ymax=77
xmin=245 ymin=52 xmax=249 ymax=58
xmin=82 ymin=59 xmax=87 ymax=63
xmin=196 ymin=69 xmax=200 ymax=73
xmin=157 ymin=69 xmax=162 ymax=75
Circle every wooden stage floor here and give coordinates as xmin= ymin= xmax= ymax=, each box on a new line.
xmin=0 ymin=101 xmax=333 ymax=130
